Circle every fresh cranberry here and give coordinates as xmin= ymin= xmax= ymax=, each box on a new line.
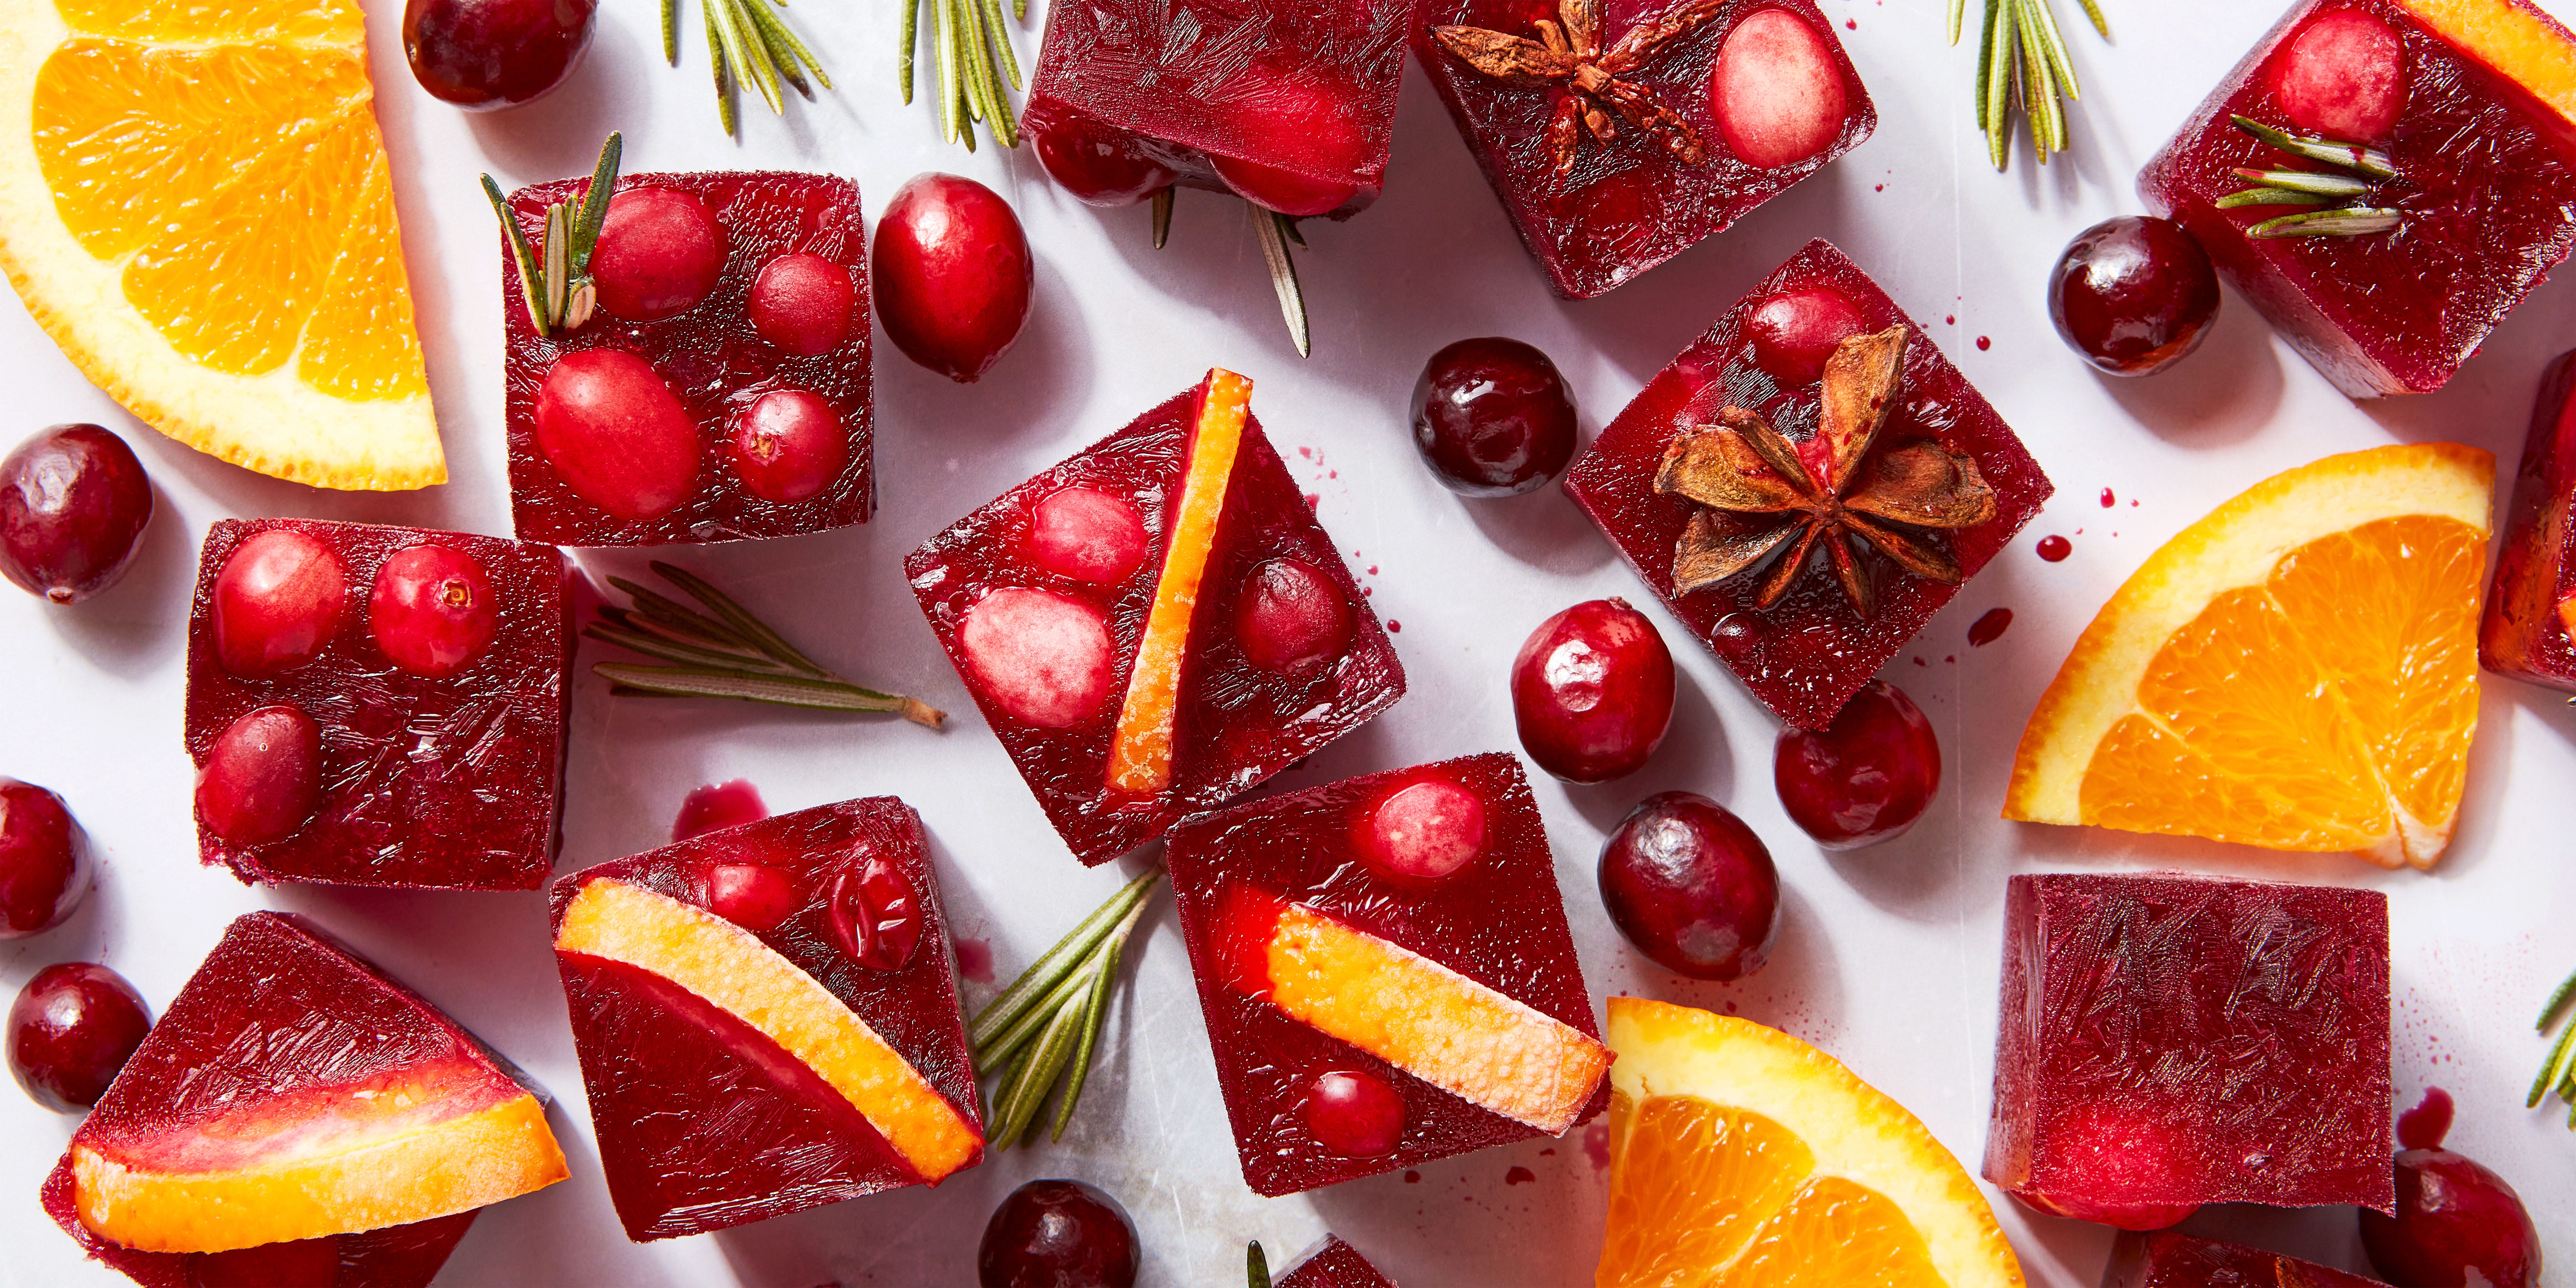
xmin=1712 ymin=9 xmax=1847 ymax=169
xmin=188 ymin=1238 xmax=341 ymax=1288
xmin=1746 ymin=287 xmax=1866 ymax=387
xmin=727 ymin=389 xmax=848 ymax=504
xmin=1773 ymin=679 xmax=1939 ymax=849
xmin=196 ymin=706 xmax=325 ymax=846
xmin=212 ymin=528 xmax=347 ymax=678
xmin=1511 ymin=598 xmax=1675 ymax=783
xmin=1409 ymin=338 xmax=1578 ymax=497
xmin=674 ymin=779 xmax=769 ymax=841
xmin=7 ymin=961 xmax=150 ymax=1112
xmin=2274 ymin=7 xmax=2407 ymax=142
xmin=0 ymin=779 xmax=89 ymax=939
xmin=1210 ymin=69 xmax=1363 ymax=216
xmin=872 ymin=174 xmax=1033 ymax=383
xmin=2048 ymin=216 xmax=2221 ymax=376
xmin=958 ymin=587 xmax=1114 ymax=729
xmin=1358 ymin=777 xmax=1486 ymax=882
xmin=0 ymin=424 xmax=151 ymax=605
xmin=829 ymin=852 xmax=922 ymax=970
xmin=401 ymin=0 xmax=594 ymax=109
xmin=368 ymin=545 xmax=496 ymax=678
xmin=977 ymin=1179 xmax=1141 ymax=1288
xmin=1305 ymin=1069 xmax=1404 ymax=1156
xmin=590 ymin=187 xmax=727 ymax=322
xmin=2361 ymin=1149 xmax=2543 ymax=1288
xmin=748 ymin=253 xmax=857 ymax=356
xmin=533 ymin=348 xmax=701 ymax=519
xmin=1597 ymin=792 xmax=1779 ymax=981
xmin=1034 ymin=118 xmax=1179 ymax=206
xmin=1026 ymin=488 xmax=1147 ymax=584
xmin=1235 ymin=559 xmax=1352 ymax=672
xmin=704 ymin=863 xmax=798 ymax=933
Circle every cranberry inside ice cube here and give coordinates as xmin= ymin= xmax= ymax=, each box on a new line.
xmin=590 ymin=186 xmax=726 ymax=322
xmin=1306 ymin=1068 xmax=1404 ymax=1157
xmin=1210 ymin=69 xmax=1363 ymax=217
xmin=747 ymin=253 xmax=856 ymax=356
xmin=828 ymin=851 xmax=922 ymax=970
xmin=958 ymin=587 xmax=1115 ymax=729
xmin=1746 ymin=287 xmax=1866 ymax=388
xmin=1035 ymin=117 xmax=1180 ymax=207
xmin=368 ymin=544 xmax=497 ymax=678
xmin=1235 ymin=559 xmax=1352 ymax=672
xmin=1712 ymin=10 xmax=1848 ymax=170
xmin=533 ymin=348 xmax=701 ymax=520
xmin=187 ymin=1237 xmax=341 ymax=1288
xmin=196 ymin=705 xmax=324 ymax=846
xmin=213 ymin=528 xmax=347 ymax=679
xmin=1025 ymin=488 xmax=1147 ymax=584
xmin=1359 ymin=777 xmax=1486 ymax=882
xmin=703 ymin=862 xmax=797 ymax=933
xmin=2272 ymin=7 xmax=2407 ymax=142
xmin=2025 ymin=1103 xmax=2201 ymax=1230
xmin=726 ymin=388 xmax=848 ymax=505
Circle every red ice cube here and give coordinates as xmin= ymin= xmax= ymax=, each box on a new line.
xmin=2480 ymin=347 xmax=2576 ymax=690
xmin=2103 ymin=1230 xmax=2389 ymax=1287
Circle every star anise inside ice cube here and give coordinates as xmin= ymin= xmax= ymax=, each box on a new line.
xmin=1431 ymin=0 xmax=1721 ymax=175
xmin=1655 ymin=326 xmax=1996 ymax=617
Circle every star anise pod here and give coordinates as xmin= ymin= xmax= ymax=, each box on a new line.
xmin=1654 ymin=327 xmax=1997 ymax=618
xmin=1431 ymin=0 xmax=1723 ymax=175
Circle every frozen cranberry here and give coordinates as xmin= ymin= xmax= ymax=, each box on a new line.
xmin=1358 ymin=778 xmax=1486 ymax=882
xmin=1712 ymin=9 xmax=1847 ymax=169
xmin=749 ymin=253 xmax=856 ymax=356
xmin=829 ymin=851 xmax=922 ymax=970
xmin=590 ymin=187 xmax=726 ymax=322
xmin=2020 ymin=1103 xmax=2200 ymax=1230
xmin=2048 ymin=216 xmax=2221 ymax=376
xmin=1210 ymin=69 xmax=1363 ymax=216
xmin=1746 ymin=287 xmax=1866 ymax=387
xmin=1305 ymin=1069 xmax=1404 ymax=1156
xmin=1773 ymin=679 xmax=1939 ymax=850
xmin=726 ymin=389 xmax=848 ymax=504
xmin=0 ymin=779 xmax=89 ymax=939
xmin=1235 ymin=559 xmax=1352 ymax=672
xmin=7 ymin=961 xmax=150 ymax=1112
xmin=1035 ymin=118 xmax=1179 ymax=206
xmin=533 ymin=348 xmax=701 ymax=519
xmin=674 ymin=779 xmax=768 ymax=841
xmin=188 ymin=1238 xmax=341 ymax=1288
xmin=1598 ymin=792 xmax=1779 ymax=981
xmin=1409 ymin=338 xmax=1578 ymax=497
xmin=0 ymin=424 xmax=151 ymax=605
xmin=212 ymin=528 xmax=347 ymax=679
xmin=2361 ymin=1148 xmax=2543 ymax=1288
xmin=402 ymin=0 xmax=595 ymax=109
xmin=1212 ymin=154 xmax=1357 ymax=219
xmin=1026 ymin=488 xmax=1147 ymax=584
xmin=872 ymin=174 xmax=1034 ymax=383
xmin=978 ymin=1179 xmax=1140 ymax=1288
xmin=958 ymin=587 xmax=1114 ymax=729
xmin=1511 ymin=598 xmax=1675 ymax=783
xmin=368 ymin=544 xmax=496 ymax=678
xmin=196 ymin=705 xmax=325 ymax=847
xmin=704 ymin=863 xmax=798 ymax=933
xmin=2274 ymin=8 xmax=2407 ymax=142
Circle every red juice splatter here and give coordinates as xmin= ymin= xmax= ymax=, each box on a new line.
xmin=1976 ymin=335 xmax=1991 ymax=350
xmin=1366 ymin=565 xmax=1378 ymax=575
xmin=1504 ymin=1166 xmax=1537 ymax=1185
xmin=1874 ymin=184 xmax=1884 ymax=192
xmin=951 ymin=936 xmax=995 ymax=984
xmin=1298 ymin=446 xmax=1313 ymax=460
xmin=1388 ymin=621 xmax=1401 ymax=632
xmin=1404 ymin=1170 xmax=1422 ymax=1184
xmin=1844 ymin=17 xmax=1855 ymax=27
xmin=2036 ymin=535 xmax=2071 ymax=562
xmin=2100 ymin=488 xmax=2115 ymax=507
xmin=1945 ymin=315 xmax=1956 ymax=325
xmin=2398 ymin=1087 xmax=2454 ymax=1150
xmin=1968 ymin=608 xmax=2012 ymax=646
xmin=1582 ymin=1124 xmax=1610 ymax=1170
xmin=672 ymin=779 xmax=768 ymax=841
xmin=1303 ymin=493 xmax=1321 ymax=511
xmin=1539 ymin=1148 xmax=1555 ymax=1156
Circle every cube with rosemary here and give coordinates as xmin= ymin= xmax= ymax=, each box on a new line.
xmin=2137 ymin=0 xmax=2576 ymax=397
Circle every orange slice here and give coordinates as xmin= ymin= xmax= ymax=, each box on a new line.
xmin=2394 ymin=0 xmax=2576 ymax=126
xmin=0 ymin=0 xmax=441 ymax=488
xmin=2005 ymin=444 xmax=2493 ymax=868
xmin=1597 ymin=998 xmax=2023 ymax=1288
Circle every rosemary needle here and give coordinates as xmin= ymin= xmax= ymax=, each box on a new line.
xmin=973 ymin=870 xmax=1161 ymax=1147
xmin=663 ymin=0 xmax=830 ymax=137
xmin=585 ymin=562 xmax=944 ymax=728
xmin=902 ymin=0 xmax=1024 ymax=151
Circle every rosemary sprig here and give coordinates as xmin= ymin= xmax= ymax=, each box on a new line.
xmin=585 ymin=562 xmax=944 ymax=727
xmin=1248 ymin=1241 xmax=1271 ymax=1288
xmin=900 ymin=0 xmax=1024 ymax=151
xmin=482 ymin=134 xmax=620 ymax=337
xmin=2246 ymin=207 xmax=2401 ymax=237
xmin=2230 ymin=115 xmax=2394 ymax=179
xmin=1148 ymin=192 xmax=1313 ymax=358
xmin=2530 ymin=966 xmax=2576 ymax=1126
xmin=2220 ymin=115 xmax=2401 ymax=238
xmin=971 ymin=869 xmax=1160 ymax=1147
xmin=663 ymin=0 xmax=830 ymax=137
xmin=1954 ymin=0 xmax=2102 ymax=169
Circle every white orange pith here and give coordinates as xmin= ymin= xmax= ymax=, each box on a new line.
xmin=556 ymin=878 xmax=980 ymax=1182
xmin=1254 ymin=900 xmax=1608 ymax=1133
xmin=2004 ymin=444 xmax=2492 ymax=869
xmin=2395 ymin=0 xmax=2576 ymax=126
xmin=0 ymin=0 xmax=441 ymax=489
xmin=72 ymin=1058 xmax=564 ymax=1254
xmin=1106 ymin=368 xmax=1253 ymax=793
xmin=1596 ymin=998 xmax=2023 ymax=1288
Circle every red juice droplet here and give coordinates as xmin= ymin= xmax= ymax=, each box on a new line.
xmin=1945 ymin=315 xmax=1956 ymax=325
xmin=1976 ymin=335 xmax=1991 ymax=351
xmin=2036 ymin=535 xmax=2071 ymax=562
xmin=1404 ymin=1170 xmax=1422 ymax=1184
xmin=1387 ymin=620 xmax=1401 ymax=632
xmin=1844 ymin=17 xmax=1855 ymax=26
xmin=1303 ymin=493 xmax=1321 ymax=511
xmin=1968 ymin=608 xmax=2013 ymax=646
xmin=1366 ymin=565 xmax=1378 ymax=575
xmin=1504 ymin=1166 xmax=1537 ymax=1185
xmin=952 ymin=936 xmax=995 ymax=984
xmin=2100 ymin=487 xmax=2116 ymax=507
xmin=2397 ymin=1087 xmax=2454 ymax=1150
xmin=673 ymin=779 xmax=769 ymax=841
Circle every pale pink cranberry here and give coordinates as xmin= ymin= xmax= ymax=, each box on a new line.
xmin=727 ymin=389 xmax=847 ymax=504
xmin=1306 ymin=1069 xmax=1404 ymax=1156
xmin=196 ymin=706 xmax=324 ymax=846
xmin=212 ymin=529 xmax=347 ymax=679
xmin=188 ymin=1237 xmax=341 ymax=1288
xmin=958 ymin=587 xmax=1113 ymax=729
xmin=829 ymin=852 xmax=921 ymax=970
xmin=1235 ymin=559 xmax=1351 ymax=672
xmin=533 ymin=348 xmax=701 ymax=520
xmin=589 ymin=186 xmax=726 ymax=322
xmin=1747 ymin=287 xmax=1866 ymax=387
xmin=1210 ymin=69 xmax=1364 ymax=216
xmin=749 ymin=253 xmax=856 ymax=356
xmin=0 ymin=779 xmax=89 ymax=939
xmin=368 ymin=545 xmax=496 ymax=678
xmin=2274 ymin=7 xmax=2407 ymax=142
xmin=704 ymin=863 xmax=797 ymax=933
xmin=1712 ymin=9 xmax=1846 ymax=169
xmin=1361 ymin=778 xmax=1486 ymax=882
xmin=1026 ymin=488 xmax=1147 ymax=584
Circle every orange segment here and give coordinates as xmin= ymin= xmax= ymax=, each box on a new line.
xmin=297 ymin=152 xmax=428 ymax=401
xmin=1725 ymin=1177 xmax=1945 ymax=1288
xmin=1600 ymin=1094 xmax=1813 ymax=1282
xmin=1106 ymin=368 xmax=1252 ymax=793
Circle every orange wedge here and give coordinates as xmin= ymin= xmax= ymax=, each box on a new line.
xmin=2005 ymin=444 xmax=2493 ymax=868
xmin=1598 ymin=998 xmax=2023 ymax=1288
xmin=0 ymin=0 xmax=441 ymax=488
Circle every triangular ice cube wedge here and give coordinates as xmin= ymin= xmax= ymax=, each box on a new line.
xmin=1166 ymin=752 xmax=1609 ymax=1196
xmin=43 ymin=912 xmax=566 ymax=1285
xmin=549 ymin=797 xmax=985 ymax=1241
xmin=1276 ymin=1235 xmax=1401 ymax=1287
xmin=907 ymin=370 xmax=1404 ymax=867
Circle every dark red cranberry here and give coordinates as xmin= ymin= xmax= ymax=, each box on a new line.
xmin=1034 ymin=118 xmax=1178 ymax=206
xmin=2274 ymin=7 xmax=2407 ymax=142
xmin=212 ymin=528 xmax=347 ymax=679
xmin=590 ymin=187 xmax=727 ymax=322
xmin=829 ymin=852 xmax=921 ymax=970
xmin=1409 ymin=338 xmax=1578 ymax=497
xmin=2048 ymin=216 xmax=2221 ymax=376
xmin=977 ymin=1179 xmax=1141 ymax=1288
xmin=1711 ymin=9 xmax=1847 ymax=170
xmin=1026 ymin=488 xmax=1146 ymax=584
xmin=727 ymin=389 xmax=847 ymax=504
xmin=401 ymin=0 xmax=595 ymax=109
xmin=1598 ymin=792 xmax=1780 ymax=981
xmin=1773 ymin=679 xmax=1940 ymax=850
xmin=2361 ymin=1148 xmax=2543 ymax=1288
xmin=1511 ymin=598 xmax=1676 ymax=783
xmin=533 ymin=348 xmax=700 ymax=519
xmin=368 ymin=545 xmax=496 ymax=678
xmin=1357 ymin=777 xmax=1486 ymax=882
xmin=7 ymin=961 xmax=150 ymax=1112
xmin=1235 ymin=559 xmax=1352 ymax=672
xmin=1746 ymin=287 xmax=1866 ymax=387
xmin=872 ymin=174 xmax=1033 ymax=383
xmin=748 ymin=253 xmax=856 ymax=356
xmin=1209 ymin=67 xmax=1363 ymax=217
xmin=704 ymin=863 xmax=798 ymax=933
xmin=196 ymin=706 xmax=325 ymax=846
xmin=0 ymin=424 xmax=151 ymax=605
xmin=188 ymin=1238 xmax=341 ymax=1288
xmin=673 ymin=778 xmax=769 ymax=841
xmin=0 ymin=779 xmax=89 ymax=939
xmin=1305 ymin=1069 xmax=1404 ymax=1156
